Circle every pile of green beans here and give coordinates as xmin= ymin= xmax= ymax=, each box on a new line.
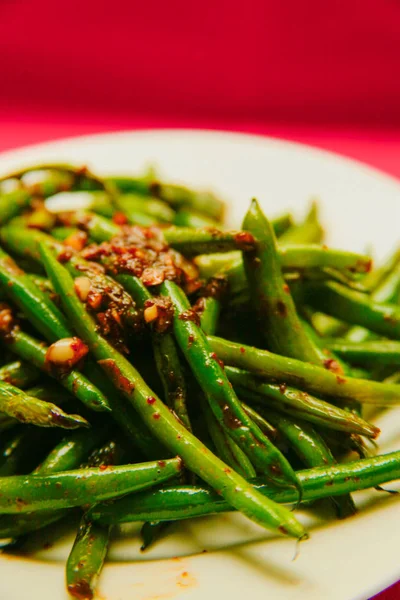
xmin=0 ymin=164 xmax=399 ymax=600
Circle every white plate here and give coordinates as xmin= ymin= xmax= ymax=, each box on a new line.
xmin=0 ymin=130 xmax=399 ymax=600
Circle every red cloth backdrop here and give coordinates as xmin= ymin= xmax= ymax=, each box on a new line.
xmin=1 ymin=0 xmax=400 ymax=125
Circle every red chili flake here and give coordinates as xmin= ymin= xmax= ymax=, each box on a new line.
xmin=223 ymin=468 xmax=231 ymax=474
xmin=234 ymin=231 xmax=256 ymax=251
xmin=279 ymin=383 xmax=287 ymax=394
xmin=179 ymin=309 xmax=201 ymax=326
xmin=113 ymin=212 xmax=129 ymax=225
xmin=336 ymin=375 xmax=346 ymax=385
xmin=158 ymin=460 xmax=166 ymax=468
xmin=188 ymin=334 xmax=195 ymax=347
xmin=99 ymin=464 xmax=108 ymax=471
xmin=146 ymin=396 xmax=156 ymax=405
xmin=323 ymin=358 xmax=342 ymax=374
xmin=153 ymin=413 xmax=161 ymax=420
xmin=239 ymin=347 xmax=246 ymax=354
xmin=282 ymin=284 xmax=290 ymax=294
xmin=210 ymin=352 xmax=217 ymax=359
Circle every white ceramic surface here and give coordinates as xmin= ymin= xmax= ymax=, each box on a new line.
xmin=0 ymin=130 xmax=399 ymax=600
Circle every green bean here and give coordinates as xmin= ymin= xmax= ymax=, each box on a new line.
xmin=40 ymin=241 xmax=306 ymax=540
xmin=0 ymin=458 xmax=182 ymax=514
xmin=162 ymin=226 xmax=256 ymax=254
xmin=265 ymin=411 xmax=334 ymax=468
xmin=258 ymin=409 xmax=356 ymax=517
xmin=51 ymin=226 xmax=80 ymax=241
xmin=115 ymin=274 xmax=192 ymax=432
xmin=240 ymin=403 xmax=278 ymax=442
xmin=88 ymin=450 xmax=400 ymax=524
xmin=36 ymin=428 xmax=110 ymax=475
xmin=304 ymin=281 xmax=400 ymax=340
xmin=174 ymin=209 xmax=218 ymax=229
xmin=0 ymin=188 xmax=31 ymax=226
xmin=0 ymin=163 xmax=112 ymax=196
xmin=196 ymin=241 xmax=371 ymax=280
xmin=0 ymin=327 xmax=110 ymax=413
xmin=199 ymin=296 xmax=221 ymax=336
xmin=26 ymin=273 xmax=55 ymax=295
xmin=140 ymin=521 xmax=169 ymax=551
xmin=242 ymin=199 xmax=325 ymax=365
xmin=0 ymin=380 xmax=89 ymax=429
xmin=345 ymin=255 xmax=400 ymax=342
xmin=66 ymin=517 xmax=110 ymax=600
xmin=105 ymin=175 xmax=225 ymax=221
xmin=201 ymin=394 xmax=256 ymax=479
xmin=20 ymin=169 xmax=75 ymax=197
xmin=0 ymin=428 xmax=48 ymax=476
xmin=0 ymin=247 xmax=71 ymax=341
xmin=229 ymin=367 xmax=378 ymax=438
xmin=117 ymin=193 xmax=175 ymax=223
xmin=326 ymin=340 xmax=400 ymax=367
xmin=0 ymin=360 xmax=40 ymax=388
xmin=0 ymin=428 xmax=117 ymax=541
xmin=161 ymin=280 xmax=301 ymax=492
xmin=279 ymin=202 xmax=323 ymax=244
xmin=271 ymin=213 xmax=295 ymax=237
xmin=208 ymin=336 xmax=400 ymax=405
xmin=364 ymin=248 xmax=400 ymax=292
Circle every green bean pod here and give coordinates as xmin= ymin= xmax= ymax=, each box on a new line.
xmin=0 ymin=247 xmax=71 ymax=341
xmin=303 ymin=281 xmax=400 ymax=340
xmin=105 ymin=175 xmax=225 ymax=221
xmin=229 ymin=368 xmax=378 ymax=438
xmin=88 ymin=450 xmax=400 ymax=524
xmin=279 ymin=202 xmax=323 ymax=244
xmin=201 ymin=394 xmax=256 ymax=479
xmin=326 ymin=339 xmax=400 ymax=367
xmin=242 ymin=199 xmax=327 ymax=365
xmin=0 ymin=188 xmax=31 ymax=226
xmin=208 ymin=336 xmax=400 ymax=405
xmin=0 ymin=459 xmax=182 ymax=514
xmin=66 ymin=517 xmax=111 ymax=600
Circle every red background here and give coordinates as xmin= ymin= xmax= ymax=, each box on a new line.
xmin=0 ymin=2 xmax=400 ymax=598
